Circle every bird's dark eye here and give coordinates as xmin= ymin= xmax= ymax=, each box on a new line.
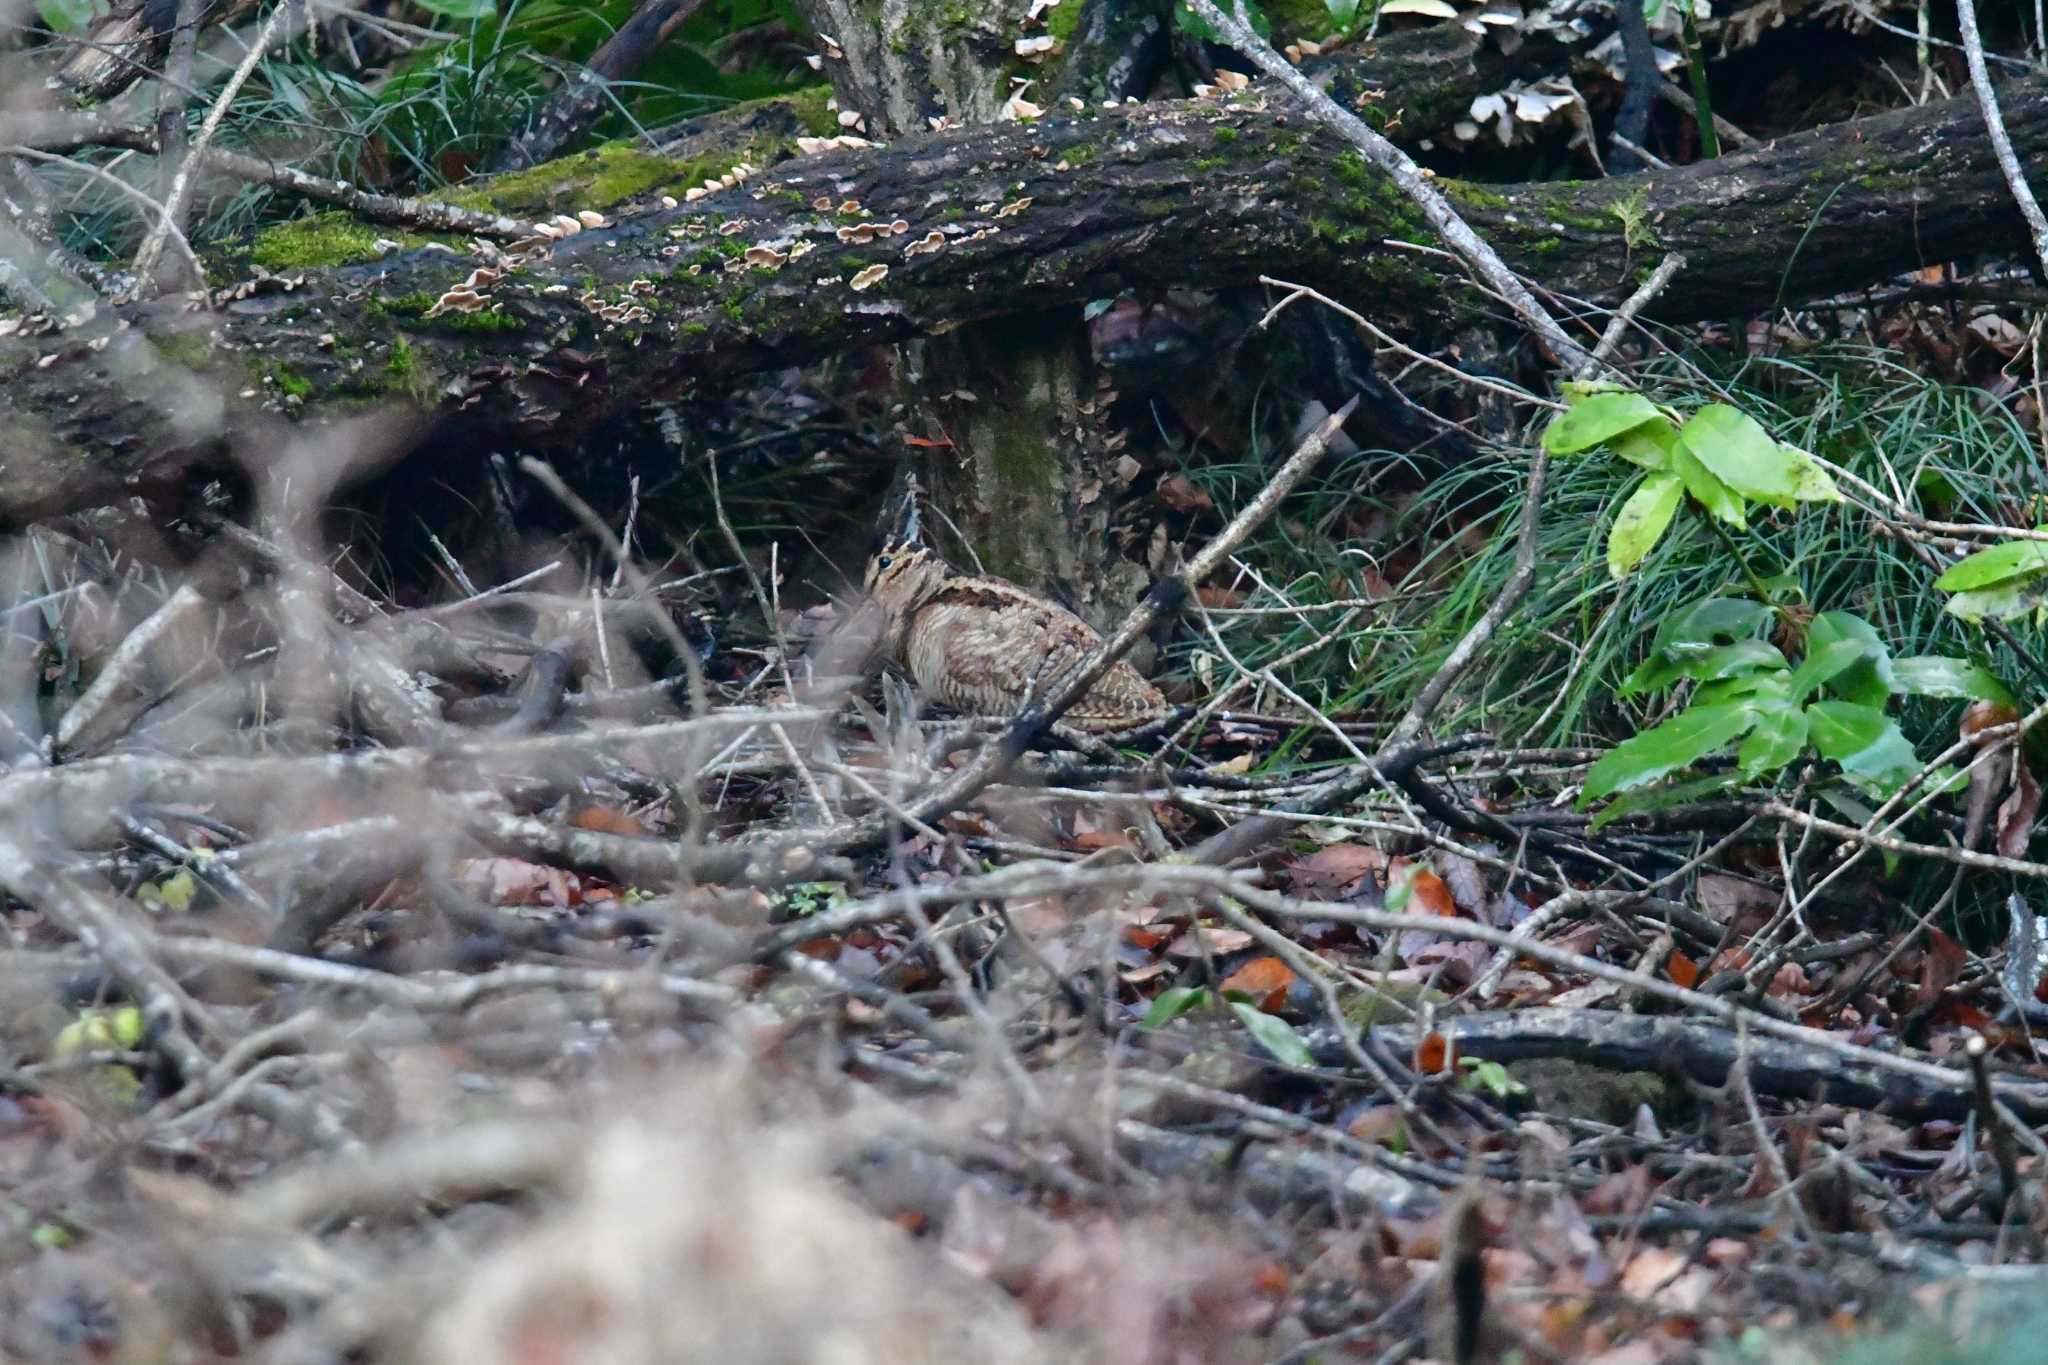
xmin=877 ymin=555 xmax=893 ymax=569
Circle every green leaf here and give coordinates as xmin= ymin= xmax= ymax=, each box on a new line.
xmin=1458 ymin=1057 xmax=1527 ymax=1100
xmin=1624 ymin=640 xmax=1784 ymax=696
xmin=1610 ymin=420 xmax=1678 ymax=471
xmin=1785 ymin=447 xmax=1845 ymax=502
xmin=1677 ymin=404 xmax=1803 ymax=507
xmin=35 ymin=0 xmax=100 ymax=34
xmin=1590 ymin=772 xmax=1743 ymax=830
xmin=1324 ymin=0 xmax=1362 ymax=25
xmin=1805 ymin=701 xmax=1921 ymax=795
xmin=1230 ymin=1001 xmax=1317 ymax=1068
xmin=1623 ymin=598 xmax=1776 ymax=695
xmin=411 ymin=0 xmax=496 ymax=19
xmin=1542 ymin=392 xmax=1664 ymax=454
xmin=1792 ymin=612 xmax=1894 ymax=706
xmin=1141 ymin=986 xmax=1211 ymax=1029
xmin=1737 ymin=705 xmax=1809 ymax=778
xmin=1694 ymin=666 xmax=1793 ymax=708
xmin=1933 ymin=535 xmax=2048 ymax=592
xmin=1608 ymin=473 xmax=1684 ymax=579
xmin=53 ymin=1005 xmax=144 ymax=1058
xmin=1893 ymin=656 xmax=2017 ymax=706
xmin=1582 ymin=703 xmax=1756 ymax=804
xmin=1945 ymin=576 xmax=2048 ymax=623
xmin=1656 ymin=597 xmax=1774 ymax=650
xmin=1671 ymin=441 xmax=1747 ymax=528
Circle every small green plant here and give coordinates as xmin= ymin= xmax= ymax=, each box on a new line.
xmin=1542 ymin=384 xmax=1844 ymax=580
xmin=1458 ymin=1057 xmax=1526 ymax=1102
xmin=777 ymin=881 xmax=846 ymax=917
xmin=1140 ymin=985 xmax=1316 ymax=1068
xmin=1578 ymin=595 xmax=2012 ymax=822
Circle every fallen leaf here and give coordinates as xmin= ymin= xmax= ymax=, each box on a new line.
xmin=1156 ymin=475 xmax=1213 ymax=514
xmin=567 ymin=803 xmax=649 ymax=837
xmin=1665 ymin=950 xmax=1699 ymax=988
xmin=1413 ymin=1030 xmax=1454 ymax=1074
xmin=1220 ymin=956 xmax=1295 ymax=1011
xmin=1392 ymin=861 xmax=1457 ymax=917
xmin=1167 ymin=925 xmax=1256 ymax=959
xmin=1290 ymin=843 xmax=1386 ymax=896
xmin=1914 ymin=928 xmax=1966 ymax=1010
xmin=1998 ymin=760 xmax=2041 ymax=857
xmin=455 ymin=856 xmax=581 ymax=907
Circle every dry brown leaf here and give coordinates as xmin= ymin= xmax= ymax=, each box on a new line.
xmin=1156 ymin=474 xmax=1213 ymax=514
xmin=1413 ymin=1030 xmax=1453 ymax=1075
xmin=1219 ymin=955 xmax=1295 ymax=1011
xmin=455 ymin=856 xmax=581 ymax=907
xmin=1290 ymin=843 xmax=1386 ymax=895
xmin=1997 ymin=759 xmax=2041 ymax=857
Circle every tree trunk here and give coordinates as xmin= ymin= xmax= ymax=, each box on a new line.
xmin=794 ymin=0 xmax=1170 ymax=626
xmin=3 ymin=72 xmax=2043 ymax=523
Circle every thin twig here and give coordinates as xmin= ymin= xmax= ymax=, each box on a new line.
xmin=1185 ymin=0 xmax=1598 ymax=375
xmin=1956 ymin=0 xmax=2048 ymax=273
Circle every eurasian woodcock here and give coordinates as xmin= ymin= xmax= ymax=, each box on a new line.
xmin=863 ymin=469 xmax=1166 ymax=732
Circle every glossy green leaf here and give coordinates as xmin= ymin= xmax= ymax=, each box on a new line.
xmin=1785 ymin=448 xmax=1845 ymax=502
xmin=1677 ymin=404 xmax=1803 ymax=507
xmin=1657 ymin=597 xmax=1774 ymax=649
xmin=1543 ymin=392 xmax=1664 ymax=454
xmin=1738 ymin=705 xmax=1809 ymax=778
xmin=1230 ymin=1001 xmax=1317 ymax=1068
xmin=1610 ymin=418 xmax=1680 ymax=471
xmin=1671 ymin=442 xmax=1747 ymax=527
xmin=35 ymin=0 xmax=100 ymax=34
xmin=1625 ymin=640 xmax=1784 ymax=696
xmin=1695 ymin=668 xmax=1793 ymax=708
xmin=1623 ymin=598 xmax=1775 ymax=694
xmin=1892 ymin=656 xmax=2017 ymax=706
xmin=1141 ymin=986 xmax=1211 ymax=1029
xmin=1608 ymin=473 xmax=1684 ymax=579
xmin=1945 ymin=574 xmax=2048 ymax=623
xmin=1793 ymin=612 xmax=1894 ymax=706
xmin=1805 ymin=701 xmax=1921 ymax=795
xmin=1589 ymin=772 xmax=1743 ymax=830
xmin=1582 ymin=703 xmax=1756 ymax=804
xmin=411 ymin=0 xmax=496 ymax=18
xmin=1934 ymin=536 xmax=2048 ymax=592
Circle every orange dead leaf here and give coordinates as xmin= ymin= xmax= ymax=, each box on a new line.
xmin=1665 ymin=950 xmax=1699 ymax=989
xmin=1962 ymin=698 xmax=2021 ymax=738
xmin=1220 ymin=956 xmax=1296 ymax=1011
xmin=567 ymin=803 xmax=650 ymax=837
xmin=1407 ymin=866 xmax=1457 ymax=917
xmin=1413 ymin=1030 xmax=1455 ymax=1075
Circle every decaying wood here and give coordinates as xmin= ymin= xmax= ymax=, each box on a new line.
xmin=1361 ymin=1007 xmax=2048 ymax=1124
xmin=2 ymin=72 xmax=2042 ymax=521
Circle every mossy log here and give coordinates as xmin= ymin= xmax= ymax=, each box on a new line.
xmin=0 ymin=71 xmax=2040 ymax=523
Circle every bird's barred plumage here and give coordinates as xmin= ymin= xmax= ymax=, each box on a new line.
xmin=863 ymin=470 xmax=1166 ymax=731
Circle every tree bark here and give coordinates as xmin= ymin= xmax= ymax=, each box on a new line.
xmin=794 ymin=0 xmax=1169 ymax=626
xmin=2 ymin=73 xmax=2041 ymax=523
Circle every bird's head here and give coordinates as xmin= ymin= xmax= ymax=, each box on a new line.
xmin=864 ymin=466 xmax=948 ymax=618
